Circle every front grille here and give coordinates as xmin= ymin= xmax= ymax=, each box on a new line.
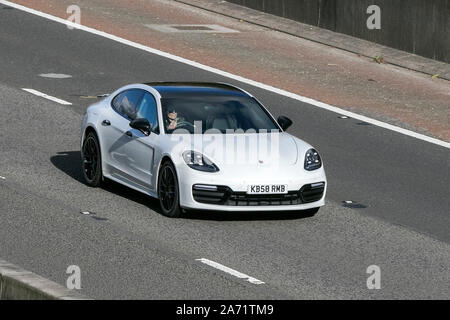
xmin=225 ymin=192 xmax=302 ymax=206
xmin=193 ymin=182 xmax=325 ymax=206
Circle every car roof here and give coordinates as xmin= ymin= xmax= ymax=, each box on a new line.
xmin=143 ymin=82 xmax=249 ymax=98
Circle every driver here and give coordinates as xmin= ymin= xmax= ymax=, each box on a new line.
xmin=165 ymin=108 xmax=186 ymax=131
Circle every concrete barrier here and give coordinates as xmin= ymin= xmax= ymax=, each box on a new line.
xmin=226 ymin=0 xmax=450 ymax=64
xmin=0 ymin=259 xmax=90 ymax=300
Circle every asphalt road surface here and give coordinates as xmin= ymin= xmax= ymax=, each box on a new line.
xmin=0 ymin=5 xmax=449 ymax=299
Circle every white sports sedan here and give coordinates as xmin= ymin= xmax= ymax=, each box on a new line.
xmin=80 ymin=82 xmax=326 ymax=217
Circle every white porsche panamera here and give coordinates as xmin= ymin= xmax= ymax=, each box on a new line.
xmin=80 ymin=82 xmax=326 ymax=217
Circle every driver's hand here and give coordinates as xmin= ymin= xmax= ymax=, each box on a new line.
xmin=168 ymin=119 xmax=177 ymax=130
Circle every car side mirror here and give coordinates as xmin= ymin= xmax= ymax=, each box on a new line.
xmin=277 ymin=116 xmax=293 ymax=131
xmin=130 ymin=118 xmax=151 ymax=136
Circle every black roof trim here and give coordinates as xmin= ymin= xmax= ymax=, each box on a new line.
xmin=143 ymin=82 xmax=245 ymax=92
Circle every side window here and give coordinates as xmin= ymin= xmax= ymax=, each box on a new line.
xmin=136 ymin=92 xmax=159 ymax=134
xmin=112 ymin=89 xmax=144 ymax=120
xmin=112 ymin=92 xmax=125 ymax=111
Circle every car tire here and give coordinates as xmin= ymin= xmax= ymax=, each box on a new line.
xmin=81 ymin=131 xmax=103 ymax=187
xmin=158 ymin=160 xmax=183 ymax=218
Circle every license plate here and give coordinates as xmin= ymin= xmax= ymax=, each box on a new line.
xmin=247 ymin=184 xmax=288 ymax=194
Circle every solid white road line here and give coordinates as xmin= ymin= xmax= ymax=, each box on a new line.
xmin=22 ymin=88 xmax=72 ymax=105
xmin=196 ymin=258 xmax=265 ymax=285
xmin=3 ymin=0 xmax=448 ymax=149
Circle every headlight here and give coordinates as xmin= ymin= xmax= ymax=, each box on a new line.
xmin=182 ymin=151 xmax=219 ymax=172
xmin=304 ymin=148 xmax=322 ymax=171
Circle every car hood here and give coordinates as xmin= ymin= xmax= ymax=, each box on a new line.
xmin=174 ymin=132 xmax=304 ymax=166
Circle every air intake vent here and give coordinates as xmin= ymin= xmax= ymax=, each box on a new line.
xmin=299 ymin=182 xmax=325 ymax=203
xmin=192 ymin=185 xmax=231 ymax=204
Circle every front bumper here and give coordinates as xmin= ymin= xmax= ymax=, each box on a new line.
xmin=177 ymin=164 xmax=327 ymax=212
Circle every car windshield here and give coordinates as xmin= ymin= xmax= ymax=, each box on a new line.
xmin=161 ymin=94 xmax=279 ymax=134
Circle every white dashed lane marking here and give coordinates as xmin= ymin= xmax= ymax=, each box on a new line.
xmin=39 ymin=73 xmax=72 ymax=79
xmin=196 ymin=258 xmax=265 ymax=285
xmin=22 ymin=88 xmax=72 ymax=105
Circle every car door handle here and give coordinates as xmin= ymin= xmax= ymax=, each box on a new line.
xmin=102 ymin=119 xmax=111 ymax=126
xmin=125 ymin=130 xmax=133 ymax=137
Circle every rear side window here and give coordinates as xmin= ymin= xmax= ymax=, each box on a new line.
xmin=111 ymin=89 xmax=145 ymax=120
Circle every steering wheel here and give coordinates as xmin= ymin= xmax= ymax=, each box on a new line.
xmin=176 ymin=121 xmax=195 ymax=131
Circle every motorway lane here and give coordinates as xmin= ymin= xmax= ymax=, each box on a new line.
xmin=0 ymin=5 xmax=449 ymax=298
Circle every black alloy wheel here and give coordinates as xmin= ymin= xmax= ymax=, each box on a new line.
xmin=82 ymin=132 xmax=102 ymax=187
xmin=158 ymin=161 xmax=182 ymax=217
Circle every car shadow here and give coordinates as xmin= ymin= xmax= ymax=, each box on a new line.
xmin=50 ymin=151 xmax=85 ymax=183
xmin=50 ymin=151 xmax=162 ymax=214
xmin=182 ymin=209 xmax=316 ymax=221
xmin=50 ymin=151 xmax=316 ymax=221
